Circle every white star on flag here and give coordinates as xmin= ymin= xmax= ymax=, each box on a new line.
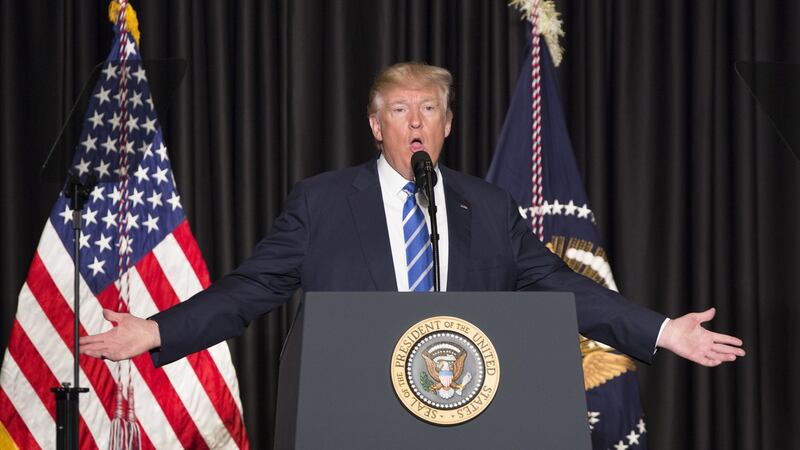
xmin=124 ymin=37 xmax=137 ymax=56
xmin=94 ymin=160 xmax=111 ymax=178
xmin=82 ymin=207 xmax=98 ymax=226
xmin=133 ymin=65 xmax=147 ymax=83
xmin=126 ymin=212 xmax=140 ymax=230
xmin=94 ymin=86 xmax=111 ymax=105
xmin=101 ymin=209 xmax=117 ymax=229
xmin=82 ymin=134 xmax=98 ymax=151
xmin=74 ymin=158 xmax=91 ymax=176
xmin=118 ymin=235 xmax=134 ymax=254
xmin=94 ymin=233 xmax=112 ymax=253
xmin=129 ymin=188 xmax=145 ymax=207
xmin=138 ymin=142 xmax=153 ymax=160
xmin=108 ymin=111 xmax=121 ymax=130
xmin=564 ymin=200 xmax=577 ymax=216
xmin=134 ymin=166 xmax=150 ymax=183
xmin=58 ymin=204 xmax=73 ymax=224
xmin=126 ymin=116 xmax=139 ymax=131
xmin=101 ymin=135 xmax=117 ymax=153
xmin=155 ymin=142 xmax=168 ymax=161
xmin=101 ymin=63 xmax=117 ymax=80
xmin=147 ymin=191 xmax=163 ymax=208
xmin=87 ymin=257 xmax=106 ymax=276
xmin=167 ymin=192 xmax=182 ymax=211
xmin=88 ymin=110 xmax=104 ymax=129
xmin=79 ymin=234 xmax=91 ymax=249
xmin=143 ymin=214 xmax=159 ymax=233
xmin=626 ymin=430 xmax=640 ymax=445
xmin=90 ymin=185 xmax=105 ymax=203
xmin=153 ymin=166 xmax=169 ymax=185
xmin=142 ymin=117 xmax=157 ymax=135
xmin=550 ymin=199 xmax=563 ymax=215
xmin=108 ymin=186 xmax=122 ymax=204
xmin=130 ymin=91 xmax=143 ymax=109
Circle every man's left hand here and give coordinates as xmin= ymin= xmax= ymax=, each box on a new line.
xmin=657 ymin=307 xmax=745 ymax=367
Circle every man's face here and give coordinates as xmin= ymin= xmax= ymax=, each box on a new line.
xmin=369 ymin=83 xmax=452 ymax=180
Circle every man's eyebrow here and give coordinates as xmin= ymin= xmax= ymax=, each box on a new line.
xmin=385 ymin=96 xmax=440 ymax=107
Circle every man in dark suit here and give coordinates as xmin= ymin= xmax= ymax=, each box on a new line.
xmin=81 ymin=62 xmax=744 ymax=369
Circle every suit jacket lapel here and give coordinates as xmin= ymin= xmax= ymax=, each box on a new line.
xmin=348 ymin=161 xmax=398 ymax=291
xmin=442 ymin=167 xmax=472 ymax=291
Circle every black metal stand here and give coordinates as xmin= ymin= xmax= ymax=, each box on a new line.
xmin=411 ymin=152 xmax=441 ymax=292
xmin=423 ymin=180 xmax=441 ymax=292
xmin=51 ymin=383 xmax=87 ymax=450
xmin=51 ymin=172 xmax=92 ymax=450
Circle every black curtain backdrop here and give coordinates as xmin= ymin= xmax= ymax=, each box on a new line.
xmin=1 ymin=1 xmax=798 ymax=449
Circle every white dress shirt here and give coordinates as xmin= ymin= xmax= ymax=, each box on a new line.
xmin=377 ymin=153 xmax=449 ymax=291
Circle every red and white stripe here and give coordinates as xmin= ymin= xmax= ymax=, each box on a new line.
xmin=530 ymin=0 xmax=544 ymax=241
xmin=0 ymin=219 xmax=248 ymax=449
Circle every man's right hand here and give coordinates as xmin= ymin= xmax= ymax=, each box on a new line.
xmin=79 ymin=309 xmax=161 ymax=361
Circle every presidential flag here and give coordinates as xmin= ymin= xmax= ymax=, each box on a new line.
xmin=486 ymin=14 xmax=648 ymax=450
xmin=0 ymin=2 xmax=249 ymax=448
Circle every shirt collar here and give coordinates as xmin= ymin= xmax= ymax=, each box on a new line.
xmin=377 ymin=153 xmax=415 ymax=197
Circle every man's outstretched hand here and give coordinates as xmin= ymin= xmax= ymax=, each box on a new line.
xmin=79 ymin=309 xmax=161 ymax=361
xmin=657 ymin=307 xmax=745 ymax=367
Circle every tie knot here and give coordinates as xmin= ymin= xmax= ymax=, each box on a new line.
xmin=403 ymin=181 xmax=417 ymax=196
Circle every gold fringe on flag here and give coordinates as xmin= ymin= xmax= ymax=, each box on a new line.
xmin=108 ymin=0 xmax=141 ymax=47
xmin=509 ymin=0 xmax=565 ymax=66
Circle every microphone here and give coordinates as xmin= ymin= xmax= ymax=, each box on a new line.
xmin=410 ymin=150 xmax=440 ymax=292
xmin=411 ymin=151 xmax=437 ymax=194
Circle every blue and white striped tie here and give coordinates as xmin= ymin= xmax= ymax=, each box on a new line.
xmin=402 ymin=182 xmax=433 ymax=291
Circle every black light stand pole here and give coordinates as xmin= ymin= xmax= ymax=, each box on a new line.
xmin=51 ymin=172 xmax=92 ymax=450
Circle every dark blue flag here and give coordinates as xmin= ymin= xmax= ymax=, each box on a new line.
xmin=487 ymin=27 xmax=648 ymax=450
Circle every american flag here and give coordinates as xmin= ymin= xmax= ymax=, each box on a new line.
xmin=487 ymin=17 xmax=648 ymax=450
xmin=0 ymin=14 xmax=249 ymax=450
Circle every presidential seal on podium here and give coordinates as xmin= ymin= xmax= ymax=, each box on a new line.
xmin=390 ymin=316 xmax=500 ymax=425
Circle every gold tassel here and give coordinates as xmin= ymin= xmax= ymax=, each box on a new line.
xmin=509 ymin=0 xmax=565 ymax=66
xmin=108 ymin=0 xmax=141 ymax=47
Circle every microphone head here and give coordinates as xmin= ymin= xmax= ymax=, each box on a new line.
xmin=411 ymin=150 xmax=431 ymax=172
xmin=410 ymin=150 xmax=437 ymax=191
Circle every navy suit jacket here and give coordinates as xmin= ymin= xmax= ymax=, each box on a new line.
xmin=152 ymin=160 xmax=666 ymax=366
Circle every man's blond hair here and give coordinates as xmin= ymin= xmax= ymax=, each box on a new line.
xmin=367 ymin=62 xmax=453 ymax=116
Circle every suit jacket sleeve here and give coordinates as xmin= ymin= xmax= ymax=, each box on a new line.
xmin=149 ymin=181 xmax=310 ymax=367
xmin=506 ymin=193 xmax=666 ymax=363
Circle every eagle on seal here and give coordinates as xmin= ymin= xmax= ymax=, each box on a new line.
xmin=422 ymin=350 xmax=469 ymax=399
